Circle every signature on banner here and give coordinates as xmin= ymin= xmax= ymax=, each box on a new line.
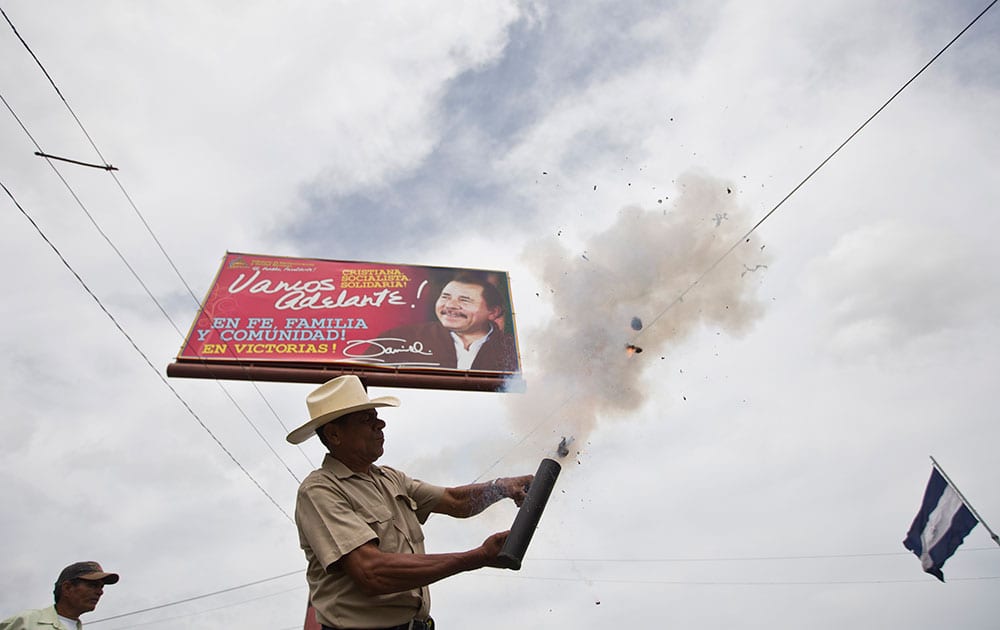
xmin=344 ymin=337 xmax=438 ymax=366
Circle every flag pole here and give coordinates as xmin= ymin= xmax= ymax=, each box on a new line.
xmin=930 ymin=456 xmax=1000 ymax=548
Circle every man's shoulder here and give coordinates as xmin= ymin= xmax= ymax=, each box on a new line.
xmin=375 ymin=464 xmax=407 ymax=481
xmin=472 ymin=327 xmax=519 ymax=371
xmin=298 ymin=458 xmax=349 ymax=487
xmin=1 ymin=605 xmax=58 ymax=628
xmin=298 ymin=466 xmax=331 ymax=489
xmin=367 ymin=464 xmax=410 ymax=492
xmin=488 ymin=328 xmax=515 ymax=343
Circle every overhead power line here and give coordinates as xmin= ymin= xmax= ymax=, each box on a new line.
xmin=85 ymin=545 xmax=1000 ymax=625
xmin=530 ymin=546 xmax=1000 ymax=563
xmin=0 ymin=90 xmax=184 ymax=335
xmin=633 ymin=0 xmax=1000 ymax=343
xmin=0 ymin=180 xmax=293 ymax=523
xmin=97 ymin=586 xmax=303 ymax=629
xmin=1 ymin=8 xmax=315 ymax=478
xmin=87 ymin=569 xmax=303 ymax=625
xmin=1 ymin=87 xmax=304 ymax=487
xmin=477 ymin=0 xmax=1000 ymax=482
xmin=482 ymin=573 xmax=1000 ymax=586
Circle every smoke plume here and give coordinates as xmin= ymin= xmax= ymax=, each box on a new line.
xmin=507 ymin=171 xmax=771 ymax=459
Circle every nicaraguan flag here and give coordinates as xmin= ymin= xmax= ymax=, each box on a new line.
xmin=903 ymin=467 xmax=979 ymax=581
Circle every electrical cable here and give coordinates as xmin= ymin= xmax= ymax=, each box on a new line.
xmin=479 ymin=573 xmax=1000 ymax=586
xmin=95 ymin=586 xmax=302 ymax=629
xmin=0 ymin=90 xmax=182 ymax=335
xmin=476 ymin=0 xmax=1000 ymax=482
xmin=82 ymin=545 xmax=1000 ymax=625
xmin=529 ymin=546 xmax=1000 ymax=563
xmin=87 ymin=570 xmax=303 ymax=625
xmin=0 ymin=88 xmax=305 ymax=487
xmin=632 ymin=0 xmax=1000 ymax=345
xmin=1 ymin=3 xmax=317 ymax=475
xmin=82 ymin=548 xmax=1000 ymax=627
xmin=1 ymin=179 xmax=292 ymax=523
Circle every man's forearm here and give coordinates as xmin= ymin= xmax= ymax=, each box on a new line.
xmin=345 ymin=544 xmax=492 ymax=596
xmin=451 ymin=479 xmax=507 ymax=517
xmin=435 ymin=475 xmax=532 ymax=518
xmin=438 ymin=480 xmax=505 ymax=518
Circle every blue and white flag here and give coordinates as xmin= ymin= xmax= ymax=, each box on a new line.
xmin=903 ymin=467 xmax=979 ymax=581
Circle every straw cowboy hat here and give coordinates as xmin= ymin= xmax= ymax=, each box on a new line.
xmin=286 ymin=376 xmax=399 ymax=444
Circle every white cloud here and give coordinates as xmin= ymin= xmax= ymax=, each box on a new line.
xmin=803 ymin=220 xmax=992 ymax=357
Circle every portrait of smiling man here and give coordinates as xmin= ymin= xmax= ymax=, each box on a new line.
xmin=374 ymin=271 xmax=519 ymax=372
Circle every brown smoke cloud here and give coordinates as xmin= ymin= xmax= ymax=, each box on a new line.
xmin=506 ymin=171 xmax=771 ymax=459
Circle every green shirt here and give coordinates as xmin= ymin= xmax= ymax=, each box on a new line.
xmin=0 ymin=605 xmax=81 ymax=630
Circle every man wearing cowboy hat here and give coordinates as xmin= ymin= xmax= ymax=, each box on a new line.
xmin=289 ymin=375 xmax=532 ymax=630
xmin=1 ymin=561 xmax=119 ymax=630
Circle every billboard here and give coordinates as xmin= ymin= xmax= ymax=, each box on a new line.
xmin=168 ymin=253 xmax=522 ymax=391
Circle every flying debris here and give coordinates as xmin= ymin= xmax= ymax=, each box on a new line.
xmin=741 ymin=263 xmax=768 ymax=278
xmin=630 ymin=316 xmax=643 ymax=331
xmin=625 ymin=344 xmax=643 ymax=355
xmin=557 ymin=436 xmax=573 ymax=458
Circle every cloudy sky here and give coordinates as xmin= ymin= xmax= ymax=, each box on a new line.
xmin=2 ymin=1 xmax=999 ymax=628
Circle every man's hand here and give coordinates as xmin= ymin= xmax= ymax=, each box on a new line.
xmin=481 ymin=531 xmax=511 ymax=567
xmin=495 ymin=474 xmax=533 ymax=506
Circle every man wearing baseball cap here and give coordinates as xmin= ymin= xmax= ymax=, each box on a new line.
xmin=0 ymin=561 xmax=119 ymax=630
xmin=290 ymin=375 xmax=532 ymax=630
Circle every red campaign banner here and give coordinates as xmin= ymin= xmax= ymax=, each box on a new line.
xmin=176 ymin=253 xmax=521 ymax=373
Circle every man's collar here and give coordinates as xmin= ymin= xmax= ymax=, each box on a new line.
xmin=449 ymin=322 xmax=495 ymax=344
xmin=322 ymin=453 xmax=383 ymax=479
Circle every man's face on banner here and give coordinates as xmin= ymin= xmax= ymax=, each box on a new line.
xmin=435 ymin=281 xmax=500 ymax=335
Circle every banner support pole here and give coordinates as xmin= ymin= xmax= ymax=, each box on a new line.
xmin=929 ymin=455 xmax=1000 ymax=547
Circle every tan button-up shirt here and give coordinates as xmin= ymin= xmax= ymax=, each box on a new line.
xmin=296 ymin=454 xmax=445 ymax=629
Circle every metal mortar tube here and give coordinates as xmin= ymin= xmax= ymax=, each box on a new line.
xmin=496 ymin=457 xmax=562 ymax=570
